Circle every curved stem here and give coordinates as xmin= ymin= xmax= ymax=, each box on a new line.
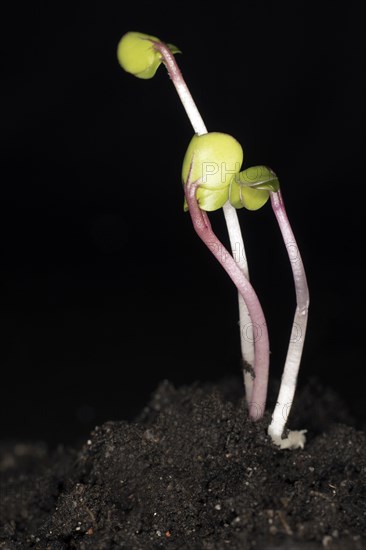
xmin=185 ymin=180 xmax=269 ymax=420
xmin=154 ymin=40 xmax=256 ymax=403
xmin=268 ymin=190 xmax=309 ymax=441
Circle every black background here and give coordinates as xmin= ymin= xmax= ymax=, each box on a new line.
xmin=1 ymin=1 xmax=365 ymax=446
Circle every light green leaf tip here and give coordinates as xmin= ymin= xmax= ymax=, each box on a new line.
xmin=229 ymin=166 xmax=280 ymax=211
xmin=117 ymin=32 xmax=180 ymax=79
xmin=182 ymin=133 xmax=243 ymax=212
xmin=167 ymin=43 xmax=182 ymax=55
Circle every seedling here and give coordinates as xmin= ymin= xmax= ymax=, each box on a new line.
xmin=117 ymin=32 xmax=309 ymax=449
xmin=117 ymin=32 xmax=257 ymax=404
xmin=182 ymin=132 xmax=270 ymax=419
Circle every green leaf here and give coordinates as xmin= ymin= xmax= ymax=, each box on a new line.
xmin=167 ymin=43 xmax=182 ymax=55
xmin=117 ymin=33 xmax=181 ymax=79
xmin=184 ymin=186 xmax=230 ymax=212
xmin=182 ymin=133 xmax=243 ymax=191
xmin=117 ymin=31 xmax=163 ymax=79
xmin=230 ymin=166 xmax=279 ymax=211
xmin=182 ymin=132 xmax=243 ymax=211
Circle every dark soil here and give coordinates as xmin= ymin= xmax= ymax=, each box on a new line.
xmin=1 ymin=377 xmax=365 ymax=549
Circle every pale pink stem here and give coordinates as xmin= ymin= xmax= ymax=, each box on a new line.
xmin=185 ymin=180 xmax=270 ymax=420
xmin=153 ymin=40 xmax=256 ymax=403
xmin=153 ymin=41 xmax=207 ymax=136
xmin=268 ymin=190 xmax=310 ymax=439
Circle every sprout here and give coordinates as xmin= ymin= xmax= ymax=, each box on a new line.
xmin=117 ymin=32 xmax=310 ymax=448
xmin=229 ymin=163 xmax=309 ymax=447
xmin=230 ymin=164 xmax=309 ymax=447
xmin=182 ymin=133 xmax=270 ymax=418
xmin=117 ymin=32 xmax=258 ymax=406
xmin=267 ymin=189 xmax=309 ymax=449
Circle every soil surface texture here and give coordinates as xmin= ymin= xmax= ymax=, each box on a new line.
xmin=1 ymin=377 xmax=365 ymax=549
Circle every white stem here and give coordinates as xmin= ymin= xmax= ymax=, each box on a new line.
xmin=268 ymin=191 xmax=309 ymax=445
xmin=222 ymin=203 xmax=254 ymax=402
xmin=155 ymin=41 xmax=255 ymax=402
xmin=156 ymin=42 xmax=207 ymax=136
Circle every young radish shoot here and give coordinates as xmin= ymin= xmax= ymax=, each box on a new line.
xmin=117 ymin=31 xmax=256 ymax=403
xmin=117 ymin=31 xmax=309 ymax=448
xmin=231 ymin=167 xmax=309 ymax=449
xmin=181 ymin=132 xmax=270 ymax=419
xmin=267 ymin=191 xmax=309 ymax=449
